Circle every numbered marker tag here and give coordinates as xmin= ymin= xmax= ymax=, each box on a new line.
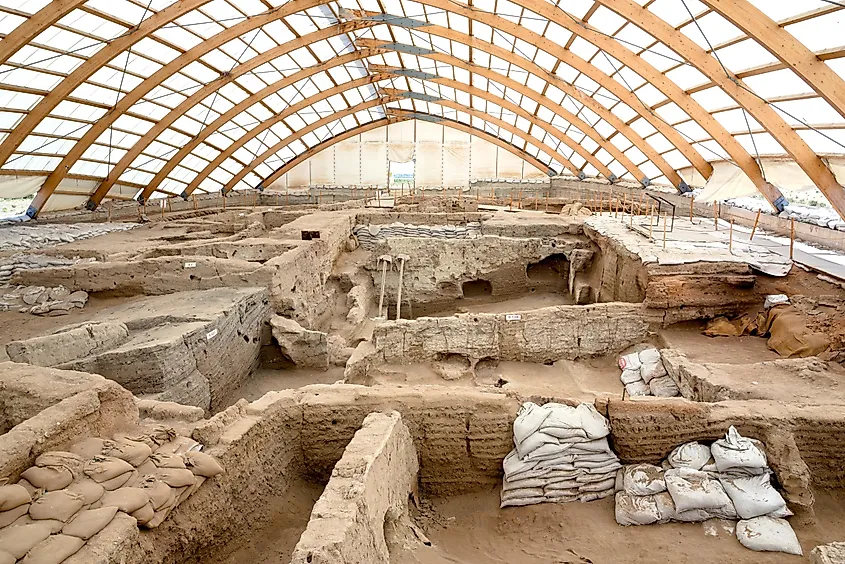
xmin=505 ymin=314 xmax=521 ymax=321
xmin=184 ymin=262 xmax=197 ymax=269
xmin=206 ymin=328 xmax=218 ymax=341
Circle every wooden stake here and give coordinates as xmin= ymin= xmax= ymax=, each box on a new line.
xmin=729 ymin=219 xmax=734 ymax=254
xmin=252 ymin=191 xmax=256 ymax=209
xmin=714 ymin=202 xmax=718 ymax=230
xmin=222 ymin=194 xmax=226 ymax=211
xmin=750 ymin=209 xmax=761 ymax=241
xmin=639 ymin=191 xmax=645 ymax=214
xmin=545 ymin=190 xmax=549 ymax=212
xmin=689 ymin=195 xmax=694 ymax=221
xmin=790 ymin=217 xmax=795 ymax=260
xmin=193 ymin=194 xmax=197 ymax=210
xmin=285 ymin=188 xmax=289 ymax=207
xmin=662 ymin=212 xmax=668 ymax=250
xmin=161 ymin=199 xmax=165 ymax=219
xmin=107 ymin=200 xmax=112 ymax=222
xmin=648 ymin=204 xmax=654 ymax=240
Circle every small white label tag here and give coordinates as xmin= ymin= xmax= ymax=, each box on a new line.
xmin=239 ymin=213 xmax=245 ymax=216
xmin=505 ymin=314 xmax=522 ymax=321
xmin=206 ymin=328 xmax=218 ymax=340
xmin=184 ymin=262 xmax=197 ymax=268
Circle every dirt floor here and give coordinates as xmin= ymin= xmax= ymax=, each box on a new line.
xmin=0 ymin=294 xmax=143 ymax=354
xmin=394 ymin=489 xmax=845 ymax=564
xmin=370 ymin=357 xmax=622 ymax=402
xmin=188 ymin=480 xmax=324 ymax=564
xmin=219 ymin=366 xmax=345 ymax=407
xmin=421 ymin=292 xmax=575 ymax=318
xmin=660 ymin=321 xmax=783 ymax=364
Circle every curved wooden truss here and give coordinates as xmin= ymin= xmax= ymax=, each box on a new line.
xmin=0 ymin=0 xmax=843 ymax=218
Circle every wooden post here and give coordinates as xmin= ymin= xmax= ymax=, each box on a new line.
xmin=285 ymin=187 xmax=288 ymax=207
xmin=475 ymin=186 xmax=479 ymax=202
xmin=729 ymin=219 xmax=734 ymax=254
xmin=662 ymin=212 xmax=668 ymax=250
xmin=790 ymin=218 xmax=795 ymax=260
xmin=252 ymin=191 xmax=256 ymax=209
xmin=639 ymin=191 xmax=645 ymax=214
xmin=714 ymin=202 xmax=718 ymax=230
xmin=193 ymin=194 xmax=197 ymax=210
xmin=222 ymin=194 xmax=226 ymax=211
xmin=376 ymin=187 xmax=380 ymax=207
xmin=750 ymin=209 xmax=761 ymax=240
xmin=107 ymin=200 xmax=112 ymax=222
xmin=509 ymin=189 xmax=513 ymax=211
xmin=161 ymin=199 xmax=165 ymax=219
xmin=545 ymin=190 xmax=549 ymax=212
xmin=689 ymin=195 xmax=694 ymax=221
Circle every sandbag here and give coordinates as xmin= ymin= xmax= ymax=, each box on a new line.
xmin=153 ymin=435 xmax=198 ymax=454
xmin=513 ymin=403 xmax=551 ymax=445
xmin=620 ymin=369 xmax=642 ymax=385
xmin=580 ymin=489 xmax=615 ymax=502
xmin=9 ymin=516 xmax=64 ymax=534
xmin=0 ymin=484 xmax=31 ymax=511
xmin=720 ymin=473 xmax=788 ymax=519
xmin=136 ymin=476 xmax=172 ymax=510
xmin=575 ymin=404 xmax=610 ymax=439
xmin=150 ymin=452 xmax=187 ymax=470
xmin=618 ymin=352 xmax=641 ymax=371
xmin=578 ymin=477 xmax=615 ymax=493
xmin=156 ymin=469 xmax=196 ymax=488
xmin=84 ymin=457 xmax=134 ymax=483
xmin=131 ymin=502 xmax=155 ymax=526
xmin=116 ymin=426 xmax=176 ymax=449
xmin=664 ymin=468 xmax=733 ymax=513
xmin=62 ymin=506 xmax=118 ymax=540
xmin=20 ymin=534 xmax=85 ymax=564
xmin=21 ymin=466 xmax=73 ymax=491
xmin=500 ymin=495 xmax=545 ymax=508
xmin=515 ymin=431 xmax=559 ymax=459
xmin=711 ymin=426 xmax=767 ymax=474
xmin=625 ymin=381 xmax=650 ymax=397
xmin=649 ymin=375 xmax=679 ymax=397
xmin=501 ymin=487 xmax=544 ymax=501
xmin=28 ymin=490 xmax=85 ymax=522
xmin=736 ymin=517 xmax=802 ymax=555
xmin=541 ymin=403 xmax=582 ymax=430
xmin=623 ymin=464 xmax=666 ymax=496
xmin=66 ymin=479 xmax=105 ymax=506
xmin=641 ymin=361 xmax=667 ymax=384
xmin=667 ymin=442 xmax=711 ymax=470
xmin=103 ymin=439 xmax=152 ymax=467
xmin=675 ymin=503 xmax=737 ymax=522
xmin=638 ymin=348 xmax=661 ymax=364
xmin=615 ymin=492 xmax=662 ymax=526
xmin=98 ymin=470 xmax=134 ymax=491
xmin=34 ymin=452 xmax=83 ymax=478
xmin=98 ymin=488 xmax=151 ymax=513
xmin=0 ymin=505 xmax=30 ymax=528
xmin=0 ymin=522 xmax=52 ymax=558
xmin=502 ymin=477 xmax=548 ymax=492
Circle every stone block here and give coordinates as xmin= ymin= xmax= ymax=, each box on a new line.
xmin=6 ymin=322 xmax=129 ymax=367
xmin=270 ymin=315 xmax=328 ymax=369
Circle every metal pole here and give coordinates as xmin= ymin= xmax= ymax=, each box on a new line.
xmin=790 ymin=218 xmax=795 ymax=260
xmin=662 ymin=212 xmax=668 ymax=250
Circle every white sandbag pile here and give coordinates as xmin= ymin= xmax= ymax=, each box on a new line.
xmin=618 ymin=348 xmax=679 ymax=398
xmin=0 ymin=426 xmax=223 ymax=563
xmin=615 ymin=426 xmax=801 ymax=556
xmin=501 ymin=402 xmax=621 ymax=508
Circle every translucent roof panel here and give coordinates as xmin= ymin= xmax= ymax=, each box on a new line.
xmin=0 ymin=0 xmax=842 ymax=218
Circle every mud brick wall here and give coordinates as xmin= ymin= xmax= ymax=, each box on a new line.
xmin=290 ymin=412 xmax=418 ymax=564
xmin=606 ymin=399 xmax=845 ymax=492
xmin=372 ymin=303 xmax=662 ymax=365
xmin=296 ymin=385 xmax=518 ymax=496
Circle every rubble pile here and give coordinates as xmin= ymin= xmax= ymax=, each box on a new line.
xmin=0 ymin=286 xmax=88 ymax=316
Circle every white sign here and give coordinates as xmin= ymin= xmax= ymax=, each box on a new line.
xmin=505 ymin=314 xmax=522 ymax=321
xmin=184 ymin=262 xmax=197 ymax=268
xmin=206 ymin=328 xmax=218 ymax=340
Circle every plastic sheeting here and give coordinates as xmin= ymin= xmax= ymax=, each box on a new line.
xmin=387 ymin=143 xmax=415 ymax=163
xmin=443 ymin=142 xmax=470 ymax=186
xmin=0 ymin=176 xmax=42 ymax=199
xmin=309 ymin=150 xmax=334 ymax=184
xmin=335 ymin=140 xmax=360 ymax=185
xmin=416 ymin=142 xmax=443 ymax=187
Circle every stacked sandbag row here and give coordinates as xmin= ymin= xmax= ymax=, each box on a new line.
xmin=0 ymin=426 xmax=223 ymax=564
xmin=501 ymin=402 xmax=621 ymax=508
xmin=618 ymin=348 xmax=679 ymax=397
xmin=615 ymin=426 xmax=801 ymax=556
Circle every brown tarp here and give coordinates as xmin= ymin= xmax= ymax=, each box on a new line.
xmin=703 ymin=305 xmax=830 ymax=358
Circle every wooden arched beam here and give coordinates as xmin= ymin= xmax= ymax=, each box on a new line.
xmin=359 ymin=2 xmax=783 ymax=209
xmin=377 ymin=87 xmax=625 ymax=181
xmin=21 ymin=0 xmax=707 ymax=215
xmin=0 ymin=0 xmax=85 ymax=66
xmin=582 ymin=0 xmax=844 ymax=217
xmin=30 ymin=0 xmax=364 ymax=214
xmin=370 ymin=62 xmax=677 ymax=187
xmin=139 ymin=73 xmax=396 ymax=201
xmin=692 ymin=0 xmax=845 ymax=121
xmin=224 ymin=103 xmax=554 ymax=193
xmin=0 ymin=0 xmax=214 ymax=168
xmin=181 ymin=54 xmax=618 ymax=198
